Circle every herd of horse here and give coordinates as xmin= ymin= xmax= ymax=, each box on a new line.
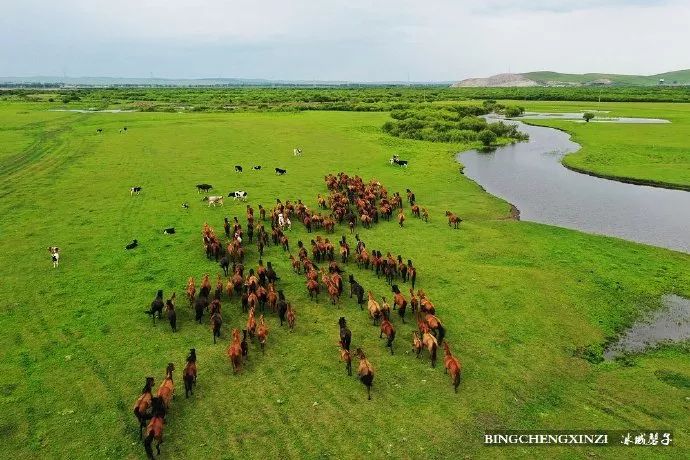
xmin=134 ymin=170 xmax=463 ymax=457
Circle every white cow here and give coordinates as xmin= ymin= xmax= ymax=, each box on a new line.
xmin=293 ymin=147 xmax=302 ymax=156
xmin=204 ymin=195 xmax=224 ymax=207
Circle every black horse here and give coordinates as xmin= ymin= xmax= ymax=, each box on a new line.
xmin=339 ymin=317 xmax=352 ymax=351
xmin=145 ymin=290 xmax=164 ymax=325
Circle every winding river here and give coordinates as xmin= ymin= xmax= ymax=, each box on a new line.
xmin=457 ymin=115 xmax=690 ymax=253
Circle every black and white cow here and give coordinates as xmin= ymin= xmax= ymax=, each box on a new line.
xmin=130 ymin=186 xmax=142 ymax=195
xmin=181 ymin=202 xmax=189 ymax=209
xmin=390 ymin=155 xmax=409 ymax=167
xmin=196 ymin=183 xmax=213 ymax=193
xmin=163 ymin=227 xmax=176 ymax=234
xmin=275 ymin=168 xmax=287 ymax=175
xmin=96 ymin=128 xmax=103 ymax=134
xmin=235 ymin=165 xmax=243 ymax=173
xmin=293 ymin=148 xmax=302 ymax=156
xmin=252 ymin=166 xmax=262 ymax=171
xmin=229 ymin=191 xmax=248 ymax=201
xmin=125 ymin=239 xmax=138 ymax=250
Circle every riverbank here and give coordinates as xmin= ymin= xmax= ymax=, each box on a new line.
xmin=516 ymin=101 xmax=690 ymax=190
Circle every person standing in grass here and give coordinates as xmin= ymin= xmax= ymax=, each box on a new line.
xmin=48 ymin=246 xmax=60 ymax=268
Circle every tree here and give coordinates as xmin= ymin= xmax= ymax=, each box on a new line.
xmin=504 ymin=105 xmax=524 ymax=118
xmin=477 ymin=129 xmax=497 ymax=146
xmin=583 ymin=112 xmax=595 ymax=123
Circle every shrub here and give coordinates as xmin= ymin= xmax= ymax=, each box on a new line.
xmin=477 ymin=129 xmax=497 ymax=146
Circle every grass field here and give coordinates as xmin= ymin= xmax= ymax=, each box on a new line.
xmin=514 ymin=101 xmax=690 ymax=190
xmin=0 ymin=100 xmax=689 ymax=459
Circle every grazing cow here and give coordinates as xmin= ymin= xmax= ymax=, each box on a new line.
xmin=275 ymin=168 xmax=287 ymax=175
xmin=126 ymin=239 xmax=138 ymax=250
xmin=229 ymin=191 xmax=248 ymax=201
xmin=202 ymin=196 xmax=224 ymax=207
xmin=48 ymin=246 xmax=60 ymax=268
xmin=96 ymin=128 xmax=103 ymax=134
xmin=163 ymin=228 xmax=175 ymax=235
xmin=235 ymin=165 xmax=243 ymax=173
xmin=181 ymin=202 xmax=189 ymax=209
xmin=252 ymin=166 xmax=262 ymax=171
xmin=293 ymin=148 xmax=302 ymax=156
xmin=196 ymin=184 xmax=213 ymax=193
xmin=130 ymin=186 xmax=142 ymax=196
xmin=390 ymin=155 xmax=408 ymax=167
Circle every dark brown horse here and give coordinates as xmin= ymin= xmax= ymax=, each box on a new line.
xmin=183 ymin=349 xmax=197 ymax=397
xmin=133 ymin=377 xmax=155 ymax=438
xmin=379 ymin=317 xmax=396 ymax=355
xmin=143 ymin=397 xmax=166 ymax=459
xmin=355 ymin=348 xmax=374 ymax=400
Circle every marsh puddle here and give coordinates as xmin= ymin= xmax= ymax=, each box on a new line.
xmin=517 ymin=112 xmax=670 ymax=123
xmin=604 ymin=295 xmax=690 ymax=360
xmin=48 ymin=109 xmax=134 ymax=113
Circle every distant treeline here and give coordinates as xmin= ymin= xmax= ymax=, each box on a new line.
xmin=3 ymin=86 xmax=690 ymax=111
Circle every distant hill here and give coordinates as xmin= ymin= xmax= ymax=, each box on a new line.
xmin=452 ymin=70 xmax=690 ymax=87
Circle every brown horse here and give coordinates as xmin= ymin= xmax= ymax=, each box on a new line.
xmin=286 ymin=303 xmax=296 ymax=332
xmin=228 ymin=329 xmax=242 ymax=373
xmin=165 ymin=293 xmax=177 ymax=332
xmin=422 ymin=331 xmax=438 ymax=367
xmin=307 ymin=279 xmax=319 ymax=301
xmin=355 ymin=348 xmax=375 ymax=400
xmin=183 ymin=349 xmax=197 ymax=397
xmin=397 ymin=210 xmax=405 ymax=227
xmin=411 ymin=204 xmax=420 ymax=218
xmin=211 ymin=311 xmax=222 ymax=344
xmin=425 ymin=314 xmax=446 ymax=345
xmin=267 ymin=283 xmax=278 ymax=312
xmin=367 ymin=291 xmax=382 ymax=325
xmin=143 ymin=397 xmax=166 ymax=459
xmin=443 ymin=342 xmax=462 ymax=392
xmin=257 ymin=314 xmax=269 ymax=353
xmin=409 ymin=288 xmax=419 ymax=315
xmin=133 ymin=377 xmax=155 ymax=438
xmin=379 ymin=317 xmax=396 ymax=355
xmin=445 ymin=211 xmax=462 ymax=229
xmin=186 ymin=277 xmax=196 ymax=306
xmin=246 ymin=306 xmax=257 ymax=339
xmin=339 ymin=341 xmax=352 ymax=376
xmin=225 ymin=278 xmax=234 ymax=299
xmin=392 ymin=290 xmax=407 ymax=323
xmin=421 ymin=207 xmax=429 ymax=222
xmin=412 ymin=332 xmax=423 ymax=357
xmin=157 ymin=363 xmax=174 ymax=410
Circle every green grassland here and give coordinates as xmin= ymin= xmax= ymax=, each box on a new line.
xmin=0 ymin=100 xmax=689 ymax=460
xmin=515 ymin=101 xmax=690 ymax=189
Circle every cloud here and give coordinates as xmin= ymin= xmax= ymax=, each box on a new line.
xmin=0 ymin=0 xmax=689 ymax=80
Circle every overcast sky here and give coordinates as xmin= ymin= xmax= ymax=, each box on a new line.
xmin=1 ymin=0 xmax=688 ymax=81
